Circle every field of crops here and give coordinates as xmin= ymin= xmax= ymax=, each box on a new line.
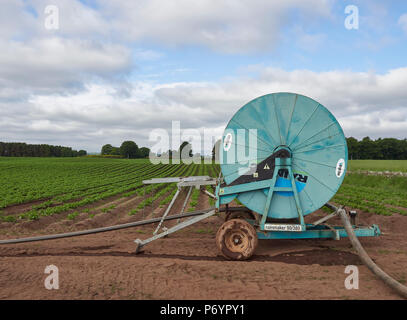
xmin=1 ymin=157 xmax=406 ymax=300
xmin=1 ymin=157 xmax=406 ymax=224
xmin=0 ymin=157 xmax=219 ymax=223
xmin=331 ymin=160 xmax=407 ymax=216
xmin=348 ymin=160 xmax=407 ymax=172
xmin=332 ymin=172 xmax=407 ymax=216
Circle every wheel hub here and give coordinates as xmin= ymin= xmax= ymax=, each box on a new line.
xmin=216 ymin=218 xmax=258 ymax=260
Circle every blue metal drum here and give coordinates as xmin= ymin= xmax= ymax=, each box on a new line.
xmin=220 ymin=92 xmax=348 ymax=219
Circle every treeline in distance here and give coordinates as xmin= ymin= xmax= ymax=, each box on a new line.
xmin=347 ymin=137 xmax=407 ymax=160
xmin=0 ymin=142 xmax=87 ymax=157
xmin=2 ymin=137 xmax=407 ymax=160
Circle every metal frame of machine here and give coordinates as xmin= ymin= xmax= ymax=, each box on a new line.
xmin=134 ymin=93 xmax=381 ymax=260
xmin=133 ymin=172 xmax=380 ymax=259
xmin=215 ymin=149 xmax=380 ymax=241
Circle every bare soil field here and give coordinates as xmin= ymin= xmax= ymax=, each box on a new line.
xmin=0 ymin=192 xmax=406 ymax=300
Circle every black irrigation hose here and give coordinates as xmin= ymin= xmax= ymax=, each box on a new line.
xmin=326 ymin=202 xmax=407 ymax=299
xmin=0 ymin=208 xmax=215 ymax=245
xmin=339 ymin=208 xmax=407 ymax=299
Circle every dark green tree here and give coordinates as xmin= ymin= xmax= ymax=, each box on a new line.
xmin=101 ymin=144 xmax=113 ymax=155
xmin=110 ymin=147 xmax=121 ymax=156
xmin=120 ymin=141 xmax=139 ymax=159
xmin=377 ymin=138 xmax=403 ymax=160
xmin=359 ymin=137 xmax=380 ymax=159
xmin=346 ymin=137 xmax=359 ymax=160
xmin=139 ymin=147 xmax=150 ymax=158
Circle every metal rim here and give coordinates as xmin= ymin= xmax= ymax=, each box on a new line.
xmin=216 ymin=219 xmax=258 ymax=260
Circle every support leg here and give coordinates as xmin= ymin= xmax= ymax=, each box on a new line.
xmin=177 ymin=186 xmax=192 ymax=224
xmin=135 ymin=209 xmax=216 ymax=253
xmin=153 ymin=188 xmax=180 ymax=235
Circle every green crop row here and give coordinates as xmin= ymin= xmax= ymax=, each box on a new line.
xmin=331 ymin=172 xmax=407 ymax=216
xmin=5 ymin=163 xmax=180 ymax=221
xmin=128 ymin=163 xmax=196 ymax=216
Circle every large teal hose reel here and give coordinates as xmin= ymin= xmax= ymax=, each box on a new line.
xmin=215 ymin=92 xmax=379 ymax=260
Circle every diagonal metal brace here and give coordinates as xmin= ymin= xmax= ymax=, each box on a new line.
xmin=177 ymin=186 xmax=193 ymax=224
xmin=153 ymin=188 xmax=181 ymax=235
xmin=134 ymin=209 xmax=216 ymax=253
xmin=312 ymin=210 xmax=339 ymax=226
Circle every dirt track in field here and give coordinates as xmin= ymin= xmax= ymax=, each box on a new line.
xmin=0 ymin=192 xmax=406 ymax=300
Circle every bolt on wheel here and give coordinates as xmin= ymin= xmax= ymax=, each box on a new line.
xmin=216 ymin=218 xmax=258 ymax=260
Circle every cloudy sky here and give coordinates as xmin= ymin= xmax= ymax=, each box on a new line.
xmin=1 ymin=0 xmax=407 ymax=153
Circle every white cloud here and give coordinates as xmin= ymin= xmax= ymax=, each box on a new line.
xmin=0 ymin=1 xmax=406 ymax=153
xmin=3 ymin=0 xmax=334 ymax=55
xmin=4 ymin=37 xmax=129 ymax=73
xmin=14 ymin=0 xmax=109 ymax=38
xmin=0 ymin=0 xmax=41 ymax=39
xmin=97 ymin=0 xmax=333 ymax=53
xmin=0 ymin=67 xmax=404 ymax=152
xmin=399 ymin=14 xmax=407 ymax=34
xmin=0 ymin=37 xmax=132 ymax=99
xmin=0 ymin=0 xmax=335 ymax=100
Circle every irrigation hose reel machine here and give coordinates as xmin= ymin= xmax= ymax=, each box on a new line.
xmin=4 ymin=92 xmax=406 ymax=297
xmin=136 ymin=92 xmax=381 ymax=260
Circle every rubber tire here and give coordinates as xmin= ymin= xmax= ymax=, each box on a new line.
xmin=216 ymin=218 xmax=258 ymax=260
